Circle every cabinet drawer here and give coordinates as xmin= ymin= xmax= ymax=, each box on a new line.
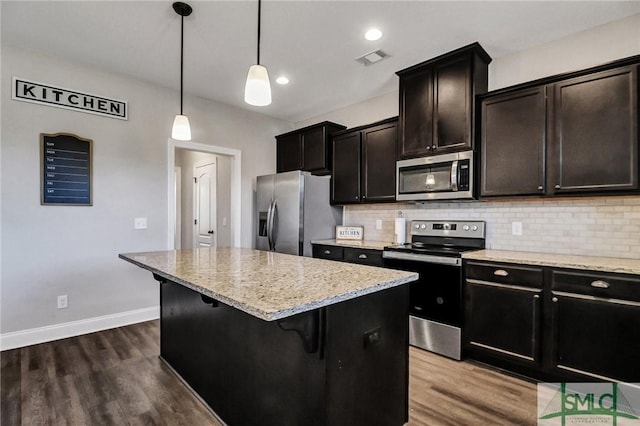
xmin=552 ymin=270 xmax=640 ymax=302
xmin=312 ymin=245 xmax=344 ymax=261
xmin=465 ymin=261 xmax=543 ymax=289
xmin=343 ymin=248 xmax=383 ymax=266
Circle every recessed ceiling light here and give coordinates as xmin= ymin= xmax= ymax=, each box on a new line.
xmin=365 ymin=28 xmax=382 ymax=41
xmin=276 ymin=76 xmax=290 ymax=85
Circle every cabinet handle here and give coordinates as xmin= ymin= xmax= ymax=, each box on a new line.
xmin=493 ymin=269 xmax=509 ymax=277
xmin=355 ymin=196 xmax=359 ymax=200
xmin=362 ymin=195 xmax=366 ymax=199
xmin=552 ymin=297 xmax=558 ymax=302
xmin=426 ymin=146 xmax=432 ymax=150
xmin=590 ymin=280 xmax=610 ymax=289
xmin=358 ymin=254 xmax=368 ymax=259
xmin=537 ymin=186 xmax=543 ymax=191
xmin=323 ymin=250 xmax=331 ymax=255
xmin=532 ymin=294 xmax=540 ymax=357
xmin=555 ymin=184 xmax=561 ymax=189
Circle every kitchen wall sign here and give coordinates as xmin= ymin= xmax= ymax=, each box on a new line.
xmin=336 ymin=226 xmax=364 ymax=240
xmin=41 ymin=133 xmax=92 ymax=206
xmin=13 ymin=77 xmax=127 ymax=120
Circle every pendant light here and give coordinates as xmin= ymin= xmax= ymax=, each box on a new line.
xmin=244 ymin=0 xmax=272 ymax=106
xmin=171 ymin=2 xmax=193 ymax=140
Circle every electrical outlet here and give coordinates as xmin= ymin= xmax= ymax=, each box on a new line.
xmin=376 ymin=219 xmax=382 ymax=230
xmin=57 ymin=295 xmax=68 ymax=309
xmin=134 ymin=217 xmax=147 ymax=229
xmin=512 ymin=221 xmax=523 ymax=236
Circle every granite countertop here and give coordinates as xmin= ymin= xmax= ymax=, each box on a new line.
xmin=463 ymin=249 xmax=640 ymax=275
xmin=311 ymin=239 xmax=393 ymax=251
xmin=119 ymin=247 xmax=417 ymax=321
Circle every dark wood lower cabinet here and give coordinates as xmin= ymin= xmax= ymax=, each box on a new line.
xmin=464 ymin=261 xmax=640 ymax=382
xmin=160 ymin=278 xmax=409 ymax=426
xmin=465 ymin=281 xmax=541 ymax=367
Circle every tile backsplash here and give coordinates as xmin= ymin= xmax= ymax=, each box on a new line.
xmin=343 ymin=196 xmax=640 ymax=259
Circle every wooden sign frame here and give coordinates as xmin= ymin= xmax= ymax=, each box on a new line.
xmin=40 ymin=133 xmax=93 ymax=206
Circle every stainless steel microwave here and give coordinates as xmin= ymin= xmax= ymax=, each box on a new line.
xmin=396 ymin=150 xmax=474 ymax=201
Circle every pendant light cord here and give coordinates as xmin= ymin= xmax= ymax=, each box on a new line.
xmin=180 ymin=14 xmax=184 ymax=115
xmin=257 ymin=0 xmax=261 ymax=65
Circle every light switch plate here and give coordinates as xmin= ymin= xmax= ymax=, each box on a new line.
xmin=512 ymin=221 xmax=523 ymax=236
xmin=376 ymin=219 xmax=382 ymax=230
xmin=135 ymin=217 xmax=147 ymax=229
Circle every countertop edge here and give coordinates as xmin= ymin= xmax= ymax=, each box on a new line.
xmin=462 ymin=249 xmax=640 ymax=275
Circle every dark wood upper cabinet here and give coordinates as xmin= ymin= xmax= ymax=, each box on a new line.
xmin=551 ymin=66 xmax=638 ymax=194
xmin=331 ymin=131 xmax=361 ymax=204
xmin=480 ymin=58 xmax=639 ymax=199
xmin=480 ymin=86 xmax=547 ymax=197
xmin=331 ymin=117 xmax=398 ymax=205
xmin=276 ymin=121 xmax=346 ymax=175
xmin=276 ymin=132 xmax=302 ymax=173
xmin=396 ymin=43 xmax=491 ymax=159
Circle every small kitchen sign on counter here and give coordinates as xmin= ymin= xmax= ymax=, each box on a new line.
xmin=41 ymin=133 xmax=92 ymax=206
xmin=336 ymin=226 xmax=364 ymax=241
xmin=13 ymin=77 xmax=127 ymax=120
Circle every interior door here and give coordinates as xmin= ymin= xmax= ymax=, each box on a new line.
xmin=194 ymin=160 xmax=217 ymax=248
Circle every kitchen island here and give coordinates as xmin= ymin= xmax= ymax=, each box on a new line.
xmin=119 ymin=247 xmax=417 ymax=426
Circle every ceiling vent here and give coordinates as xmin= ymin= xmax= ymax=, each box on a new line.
xmin=355 ymin=50 xmax=389 ymax=66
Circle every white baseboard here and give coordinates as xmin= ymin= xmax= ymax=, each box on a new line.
xmin=0 ymin=306 xmax=160 ymax=351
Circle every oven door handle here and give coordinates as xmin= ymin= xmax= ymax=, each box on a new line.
xmin=382 ymin=250 xmax=461 ymax=266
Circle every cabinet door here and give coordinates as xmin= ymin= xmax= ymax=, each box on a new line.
xmin=549 ymin=270 xmax=640 ymax=382
xmin=302 ymin=126 xmax=328 ymax=174
xmin=276 ymin=133 xmax=302 ymax=173
xmin=398 ymin=69 xmax=433 ymax=159
xmin=362 ymin=121 xmax=397 ymax=203
xmin=433 ymin=56 xmax=473 ymax=152
xmin=550 ymin=65 xmax=638 ymax=194
xmin=465 ymin=280 xmax=542 ymax=367
xmin=550 ymin=294 xmax=640 ymax=382
xmin=480 ymin=87 xmax=546 ymax=197
xmin=331 ymin=132 xmax=361 ymax=204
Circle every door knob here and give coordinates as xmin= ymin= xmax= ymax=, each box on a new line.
xmin=208 ymin=230 xmax=214 ymax=234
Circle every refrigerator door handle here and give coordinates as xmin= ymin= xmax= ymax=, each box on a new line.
xmin=269 ymin=199 xmax=278 ymax=250
xmin=266 ymin=199 xmax=274 ymax=251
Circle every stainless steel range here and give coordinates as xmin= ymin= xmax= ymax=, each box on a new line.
xmin=383 ymin=220 xmax=486 ymax=360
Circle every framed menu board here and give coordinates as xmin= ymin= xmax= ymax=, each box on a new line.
xmin=40 ymin=133 xmax=93 ymax=206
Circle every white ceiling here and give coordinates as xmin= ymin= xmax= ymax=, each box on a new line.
xmin=3 ymin=1 xmax=639 ymax=123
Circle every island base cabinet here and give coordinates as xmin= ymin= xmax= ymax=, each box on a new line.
xmin=160 ymin=280 xmax=409 ymax=426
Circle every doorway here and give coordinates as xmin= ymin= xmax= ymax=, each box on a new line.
xmin=168 ymin=140 xmax=242 ymax=249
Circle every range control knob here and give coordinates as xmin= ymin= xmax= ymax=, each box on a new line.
xmin=420 ymin=224 xmax=427 ymax=229
xmin=463 ymin=225 xmax=470 ymax=231
xmin=472 ymin=226 xmax=478 ymax=231
xmin=443 ymin=223 xmax=451 ymax=230
xmin=414 ymin=224 xmax=420 ymax=229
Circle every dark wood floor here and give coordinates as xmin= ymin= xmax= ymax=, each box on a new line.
xmin=1 ymin=320 xmax=538 ymax=425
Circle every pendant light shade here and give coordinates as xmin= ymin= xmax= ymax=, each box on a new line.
xmin=244 ymin=64 xmax=272 ymax=106
xmin=244 ymin=0 xmax=271 ymax=106
xmin=172 ymin=2 xmax=193 ymax=140
xmin=172 ymin=114 xmax=192 ymax=140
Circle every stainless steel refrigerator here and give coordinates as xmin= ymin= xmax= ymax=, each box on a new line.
xmin=256 ymin=170 xmax=343 ymax=256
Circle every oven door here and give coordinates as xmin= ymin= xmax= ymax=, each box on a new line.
xmin=383 ymin=256 xmax=462 ymax=327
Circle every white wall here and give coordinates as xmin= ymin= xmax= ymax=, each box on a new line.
xmin=0 ymin=45 xmax=291 ymax=338
xmin=295 ymin=14 xmax=640 ymax=259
